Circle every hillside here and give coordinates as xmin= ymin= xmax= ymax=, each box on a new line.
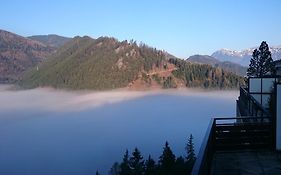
xmin=19 ymin=36 xmax=244 ymax=90
xmin=19 ymin=36 xmax=166 ymax=90
xmin=187 ymin=55 xmax=247 ymax=76
xmin=28 ymin=34 xmax=71 ymax=48
xmin=0 ymin=29 xmax=55 ymax=83
xmin=170 ymin=58 xmax=244 ymax=89
xmin=187 ymin=55 xmax=220 ymax=65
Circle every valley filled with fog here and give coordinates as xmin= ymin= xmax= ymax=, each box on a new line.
xmin=0 ymin=86 xmax=238 ymax=175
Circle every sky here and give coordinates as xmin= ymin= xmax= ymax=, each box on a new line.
xmin=1 ymin=0 xmax=281 ymax=58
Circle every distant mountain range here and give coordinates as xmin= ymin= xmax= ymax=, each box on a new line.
xmin=0 ymin=29 xmax=244 ymax=90
xmin=28 ymin=34 xmax=71 ymax=48
xmin=20 ymin=36 xmax=167 ymax=90
xmin=19 ymin=36 xmax=243 ymax=90
xmin=211 ymin=46 xmax=281 ymax=66
xmin=0 ymin=30 xmax=56 ymax=83
xmin=187 ymin=55 xmax=247 ymax=76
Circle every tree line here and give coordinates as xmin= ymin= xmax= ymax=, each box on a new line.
xmin=95 ymin=134 xmax=196 ymax=175
xmin=169 ymin=58 xmax=244 ymax=89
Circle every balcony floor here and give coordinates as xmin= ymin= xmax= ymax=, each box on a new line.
xmin=211 ymin=150 xmax=281 ymax=175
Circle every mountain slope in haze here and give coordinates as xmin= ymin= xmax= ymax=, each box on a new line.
xmin=28 ymin=34 xmax=71 ymax=48
xmin=0 ymin=29 xmax=55 ymax=83
xmin=19 ymin=36 xmax=244 ymax=90
xmin=188 ymin=55 xmax=221 ymax=65
xmin=19 ymin=36 xmax=167 ymax=90
xmin=212 ymin=46 xmax=281 ymax=66
xmin=187 ymin=55 xmax=247 ymax=76
xmin=169 ymin=58 xmax=244 ymax=89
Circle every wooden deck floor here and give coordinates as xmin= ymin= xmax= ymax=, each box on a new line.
xmin=211 ymin=150 xmax=281 ymax=175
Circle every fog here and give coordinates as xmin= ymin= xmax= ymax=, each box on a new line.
xmin=0 ymin=85 xmax=238 ymax=175
xmin=0 ymin=86 xmax=152 ymax=112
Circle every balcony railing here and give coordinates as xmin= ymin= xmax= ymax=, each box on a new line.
xmin=191 ymin=117 xmax=274 ymax=175
xmin=237 ymin=87 xmax=271 ymax=117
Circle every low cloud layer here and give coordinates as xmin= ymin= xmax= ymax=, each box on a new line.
xmin=0 ymin=85 xmax=238 ymax=113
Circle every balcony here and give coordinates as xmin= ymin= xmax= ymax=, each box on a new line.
xmin=191 ymin=80 xmax=281 ymax=175
xmin=191 ymin=117 xmax=276 ymax=175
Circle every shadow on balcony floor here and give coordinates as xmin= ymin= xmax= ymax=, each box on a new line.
xmin=211 ymin=150 xmax=281 ymax=175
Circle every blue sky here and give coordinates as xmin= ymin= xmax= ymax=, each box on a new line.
xmin=1 ymin=0 xmax=281 ymax=58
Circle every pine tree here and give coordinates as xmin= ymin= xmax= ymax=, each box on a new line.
xmin=247 ymin=49 xmax=259 ymax=76
xmin=247 ymin=41 xmax=276 ymax=77
xmin=186 ymin=134 xmax=196 ymax=162
xmin=186 ymin=134 xmax=196 ymax=173
xmin=120 ymin=149 xmax=131 ymax=175
xmin=96 ymin=170 xmax=100 ymax=175
xmin=174 ymin=156 xmax=186 ymax=175
xmin=258 ymin=41 xmax=275 ymax=76
xmin=159 ymin=142 xmax=176 ymax=175
xmin=129 ymin=148 xmax=144 ymax=175
xmin=144 ymin=155 xmax=156 ymax=175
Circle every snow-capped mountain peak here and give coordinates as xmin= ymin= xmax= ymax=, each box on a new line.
xmin=211 ymin=46 xmax=281 ymax=66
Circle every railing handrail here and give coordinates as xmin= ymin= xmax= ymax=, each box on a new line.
xmin=214 ymin=116 xmax=271 ymax=120
xmin=240 ymin=87 xmax=271 ymax=116
xmin=191 ymin=116 xmax=273 ymax=175
xmin=191 ymin=119 xmax=214 ymax=175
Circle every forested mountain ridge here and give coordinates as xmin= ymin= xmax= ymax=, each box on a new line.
xmin=169 ymin=58 xmax=244 ymax=89
xmin=19 ymin=36 xmax=167 ymax=90
xmin=187 ymin=54 xmax=247 ymax=76
xmin=0 ymin=29 xmax=55 ymax=83
xmin=28 ymin=34 xmax=71 ymax=48
xmin=19 ymin=36 xmax=244 ymax=90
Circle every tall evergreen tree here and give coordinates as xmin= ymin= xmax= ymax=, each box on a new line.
xmin=186 ymin=134 xmax=196 ymax=173
xmin=174 ymin=156 xmax=186 ymax=175
xmin=120 ymin=150 xmax=131 ymax=175
xmin=129 ymin=148 xmax=145 ymax=175
xmin=96 ymin=170 xmax=100 ymax=175
xmin=144 ymin=155 xmax=156 ymax=175
xmin=159 ymin=142 xmax=176 ymax=175
xmin=247 ymin=49 xmax=259 ymax=76
xmin=186 ymin=134 xmax=196 ymax=162
xmin=258 ymin=41 xmax=275 ymax=76
xmin=247 ymin=41 xmax=276 ymax=77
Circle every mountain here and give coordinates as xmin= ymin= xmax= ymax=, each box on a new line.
xmin=211 ymin=46 xmax=281 ymax=66
xmin=187 ymin=55 xmax=220 ymax=65
xmin=28 ymin=34 xmax=71 ymax=48
xmin=0 ymin=29 xmax=55 ymax=83
xmin=19 ymin=36 xmax=166 ymax=90
xmin=187 ymin=55 xmax=247 ymax=76
xmin=169 ymin=58 xmax=244 ymax=89
xmin=19 ymin=36 xmax=244 ymax=90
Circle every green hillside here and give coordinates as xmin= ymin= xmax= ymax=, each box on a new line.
xmin=187 ymin=54 xmax=247 ymax=76
xmin=19 ymin=36 xmax=165 ymax=90
xmin=19 ymin=36 xmax=244 ymax=90
xmin=169 ymin=58 xmax=244 ymax=89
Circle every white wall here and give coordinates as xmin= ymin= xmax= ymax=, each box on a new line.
xmin=277 ymin=84 xmax=281 ymax=150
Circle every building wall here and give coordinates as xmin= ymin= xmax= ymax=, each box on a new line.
xmin=248 ymin=77 xmax=276 ymax=108
xmin=277 ymin=69 xmax=281 ymax=76
xmin=276 ymin=61 xmax=281 ymax=76
xmin=277 ymin=84 xmax=281 ymax=151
